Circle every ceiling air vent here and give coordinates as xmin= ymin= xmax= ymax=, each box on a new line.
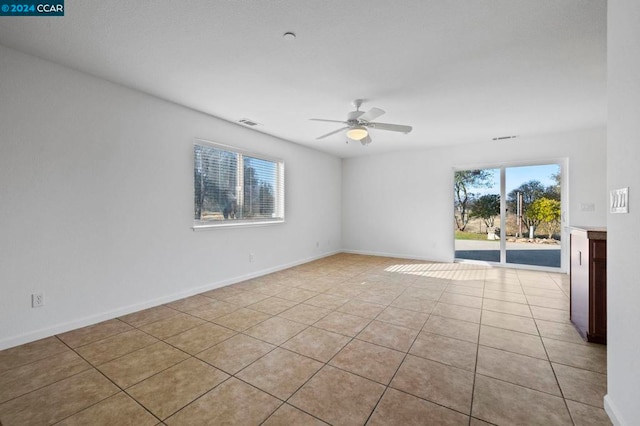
xmin=238 ymin=118 xmax=261 ymax=127
xmin=492 ymin=135 xmax=518 ymax=141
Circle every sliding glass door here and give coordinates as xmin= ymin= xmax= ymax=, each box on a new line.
xmin=454 ymin=163 xmax=563 ymax=270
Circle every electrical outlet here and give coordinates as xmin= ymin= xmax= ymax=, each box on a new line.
xmin=316 ymin=241 xmax=320 ymax=248
xmin=249 ymin=253 xmax=255 ymax=263
xmin=32 ymin=293 xmax=44 ymax=308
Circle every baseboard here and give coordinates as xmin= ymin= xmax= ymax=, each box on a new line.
xmin=342 ymin=248 xmax=446 ymax=263
xmin=604 ymin=394 xmax=625 ymax=426
xmin=0 ymin=250 xmax=341 ymax=351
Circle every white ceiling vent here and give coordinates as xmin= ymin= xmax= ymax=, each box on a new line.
xmin=239 ymin=118 xmax=261 ymax=127
xmin=492 ymin=135 xmax=518 ymax=141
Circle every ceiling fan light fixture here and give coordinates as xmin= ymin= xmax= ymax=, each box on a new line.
xmin=346 ymin=126 xmax=368 ymax=140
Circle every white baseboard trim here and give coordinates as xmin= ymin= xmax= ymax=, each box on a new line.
xmin=342 ymin=248 xmax=447 ymax=263
xmin=0 ymin=250 xmax=341 ymax=351
xmin=604 ymin=394 xmax=625 ymax=426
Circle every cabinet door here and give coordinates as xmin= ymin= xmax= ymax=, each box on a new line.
xmin=570 ymin=233 xmax=589 ymax=339
xmin=589 ymin=240 xmax=607 ymax=343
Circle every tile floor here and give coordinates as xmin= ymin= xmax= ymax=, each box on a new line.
xmin=0 ymin=254 xmax=611 ymax=425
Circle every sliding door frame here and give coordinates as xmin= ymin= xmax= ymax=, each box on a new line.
xmin=453 ymin=158 xmax=569 ymax=273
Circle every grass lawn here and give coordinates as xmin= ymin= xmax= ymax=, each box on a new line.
xmin=455 ymin=230 xmax=499 ymax=241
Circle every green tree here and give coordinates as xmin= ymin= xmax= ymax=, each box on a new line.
xmin=454 ymin=170 xmax=493 ymax=231
xmin=470 ymin=194 xmax=500 ymax=231
xmin=526 ymin=197 xmax=561 ymax=238
xmin=507 ymin=180 xmax=546 ymax=229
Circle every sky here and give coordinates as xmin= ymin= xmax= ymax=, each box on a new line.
xmin=470 ymin=164 xmax=561 ymax=196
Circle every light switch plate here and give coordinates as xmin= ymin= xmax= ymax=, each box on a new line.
xmin=610 ymin=187 xmax=629 ymax=214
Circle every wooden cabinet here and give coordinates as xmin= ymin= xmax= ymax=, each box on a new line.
xmin=570 ymin=227 xmax=607 ymax=344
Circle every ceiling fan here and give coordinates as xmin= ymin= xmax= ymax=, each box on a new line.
xmin=310 ymin=99 xmax=413 ymax=145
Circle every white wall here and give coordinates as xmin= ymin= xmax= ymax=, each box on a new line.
xmin=605 ymin=1 xmax=640 ymax=424
xmin=342 ymin=128 xmax=607 ymax=265
xmin=0 ymin=45 xmax=342 ymax=350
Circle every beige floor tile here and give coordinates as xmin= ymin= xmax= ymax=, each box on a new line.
xmin=329 ymin=339 xmax=405 ymax=385
xmin=409 ymin=332 xmax=477 ymax=371
xmin=566 ymin=400 xmax=613 ymax=426
xmin=391 ymin=295 xmax=437 ymax=313
xmin=246 ymin=296 xmax=298 ymax=315
xmin=445 ymin=285 xmax=484 ymax=297
xmin=200 ymin=286 xmax=245 ymax=300
xmin=197 ymin=333 xmax=275 ymax=374
xmin=483 ymin=289 xmax=528 ymax=304
xmin=432 ymin=302 xmax=481 ymax=324
xmin=0 ymin=350 xmax=90 ymax=403
xmin=222 ymin=291 xmax=270 ymax=307
xmin=476 ymin=346 xmax=561 ymax=395
xmin=251 ymin=283 xmax=289 ymax=297
xmin=305 ymin=293 xmax=349 ymax=310
xmin=277 ymin=287 xmax=319 ymax=302
xmin=263 ymin=403 xmax=328 ymax=426
xmin=482 ymin=298 xmax=532 ymax=317
xmin=56 ymin=392 xmax=158 ymax=426
xmin=278 ymin=303 xmax=331 ymax=325
xmin=402 ymin=287 xmax=444 ymax=301
xmin=356 ymin=290 xmax=400 ymax=305
xmin=469 ymin=417 xmax=494 ymax=425
xmin=76 ymin=329 xmax=158 ymax=365
xmin=165 ymin=295 xmax=214 ymax=312
xmin=289 ymin=365 xmax=385 ymax=426
xmin=390 ymin=354 xmax=474 ymax=414
xmin=553 ymin=363 xmax=607 ymax=408
xmin=244 ymin=316 xmax=307 ymax=345
xmin=0 ymin=369 xmax=119 ymax=426
xmin=536 ymin=318 xmax=585 ymax=344
xmin=424 ymin=315 xmax=479 ymax=343
xmin=357 ymin=320 xmax=419 ymax=352
xmin=314 ymin=311 xmax=371 ymax=337
xmin=0 ymin=336 xmax=69 ymax=374
xmin=526 ymin=295 xmax=569 ymax=310
xmin=523 ymin=287 xmax=568 ymax=299
xmin=118 ymin=305 xmax=179 ymax=328
xmin=543 ymin=338 xmax=607 ymax=373
xmin=438 ymin=293 xmax=483 ymax=309
xmin=165 ymin=322 xmax=236 ymax=355
xmin=212 ymin=307 xmax=271 ymax=331
xmin=282 ymin=327 xmax=350 ymax=362
xmin=139 ymin=312 xmax=205 ymax=340
xmin=530 ymin=305 xmax=571 ymax=323
xmin=165 ymin=377 xmax=280 ymax=425
xmin=368 ymin=387 xmax=469 ymax=425
xmin=127 ymin=357 xmax=228 ymax=419
xmin=377 ymin=306 xmax=429 ymax=330
xmin=337 ymin=299 xmax=386 ymax=319
xmin=181 ymin=299 xmax=239 ymax=321
xmin=236 ymin=348 xmax=323 ymax=400
xmin=479 ymin=325 xmax=547 ymax=359
xmin=57 ymin=319 xmax=132 ymax=348
xmin=98 ymin=341 xmax=189 ymax=388
xmin=481 ymin=310 xmax=539 ymax=335
xmin=472 ymin=375 xmax=572 ymax=425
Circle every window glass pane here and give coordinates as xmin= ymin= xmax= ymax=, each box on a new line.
xmin=194 ymin=141 xmax=284 ymax=227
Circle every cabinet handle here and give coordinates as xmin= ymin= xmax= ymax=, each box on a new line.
xmin=579 ymin=251 xmax=582 ymax=266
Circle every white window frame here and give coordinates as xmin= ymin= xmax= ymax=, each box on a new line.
xmin=193 ymin=139 xmax=285 ymax=230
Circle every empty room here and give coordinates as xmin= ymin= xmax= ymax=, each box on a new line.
xmin=1 ymin=1 xmax=638 ymax=425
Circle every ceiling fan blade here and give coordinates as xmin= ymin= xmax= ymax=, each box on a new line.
xmin=310 ymin=118 xmax=348 ymax=124
xmin=360 ymin=134 xmax=372 ymax=146
xmin=358 ymin=107 xmax=385 ymax=122
xmin=316 ymin=126 xmax=350 ymax=140
xmin=367 ymin=122 xmax=413 ymax=133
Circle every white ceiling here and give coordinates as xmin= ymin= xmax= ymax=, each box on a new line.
xmin=0 ymin=0 xmax=606 ymax=158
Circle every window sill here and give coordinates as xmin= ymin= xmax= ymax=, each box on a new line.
xmin=192 ymin=219 xmax=285 ymax=231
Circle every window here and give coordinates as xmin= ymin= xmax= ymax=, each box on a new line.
xmin=193 ymin=140 xmax=284 ymax=228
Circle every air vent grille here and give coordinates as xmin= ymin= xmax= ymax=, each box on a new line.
xmin=239 ymin=118 xmax=261 ymax=127
xmin=492 ymin=135 xmax=518 ymax=141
